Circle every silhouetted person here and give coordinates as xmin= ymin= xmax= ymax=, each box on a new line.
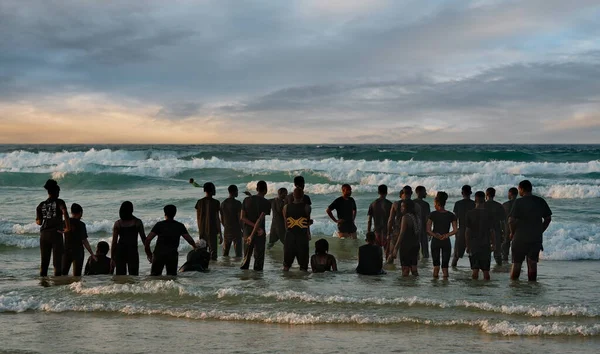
xmin=393 ymin=199 xmax=420 ymax=276
xmin=414 ymin=185 xmax=431 ymax=258
xmin=502 ymin=187 xmax=518 ymax=261
xmin=327 ymin=184 xmax=357 ymax=239
xmin=452 ymin=185 xmax=475 ymax=267
xmin=36 ymin=179 xmax=70 ymax=276
xmin=367 ymin=184 xmax=393 ymax=256
xmin=220 ymin=185 xmax=243 ymax=257
xmin=145 ymin=205 xmax=197 ymax=276
xmin=282 ymin=188 xmax=311 ymax=271
xmin=427 ymin=192 xmax=457 ymax=278
xmin=179 ymin=239 xmax=211 ymax=272
xmin=485 ymin=187 xmax=506 ymax=266
xmin=268 ymin=188 xmax=288 ymax=249
xmin=196 ymin=182 xmax=222 ymax=261
xmin=356 ymin=232 xmax=384 ymax=275
xmin=62 ymin=203 xmax=95 ymax=276
xmin=311 ymin=239 xmax=337 ymax=273
xmin=240 ymin=181 xmax=271 ymax=271
xmin=189 ymin=178 xmax=201 ymax=187
xmin=466 ymin=191 xmax=495 ymax=280
xmin=285 ymin=176 xmax=312 ymax=205
xmin=84 ymin=241 xmax=113 ymax=275
xmin=509 ymin=180 xmax=552 ymax=281
xmin=111 ymin=201 xmax=146 ymax=275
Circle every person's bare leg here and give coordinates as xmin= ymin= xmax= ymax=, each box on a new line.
xmin=442 ymin=268 xmax=449 ymax=278
xmin=402 ymin=266 xmax=409 ymax=276
xmin=433 ymin=266 xmax=440 ymax=278
xmin=483 ymin=270 xmax=490 ymax=281
xmin=471 ymin=269 xmax=479 ymax=280
xmin=510 ymin=262 xmax=522 ymax=280
xmin=411 ymin=265 xmax=418 ymax=276
xmin=527 ymin=258 xmax=538 ymax=281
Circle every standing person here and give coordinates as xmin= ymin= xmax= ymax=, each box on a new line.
xmin=509 ymin=180 xmax=552 ymax=281
xmin=387 ymin=190 xmax=403 ymax=263
xmin=427 ymin=192 xmax=458 ymax=278
xmin=367 ymin=184 xmax=393 ymax=255
xmin=220 ymin=185 xmax=243 ymax=258
xmin=62 ymin=203 xmax=96 ymax=276
xmin=145 ymin=205 xmax=197 ymax=276
xmin=452 ymin=185 xmax=475 ymax=267
xmin=36 ymin=179 xmax=70 ymax=276
xmin=466 ymin=191 xmax=495 ymax=280
xmin=240 ymin=181 xmax=271 ymax=271
xmin=282 ymin=188 xmax=312 ymax=271
xmin=195 ymin=182 xmax=222 ymax=261
xmin=285 ymin=176 xmax=312 ymax=205
xmin=356 ymin=232 xmax=385 ymax=275
xmin=414 ymin=186 xmax=431 ymax=258
xmin=392 ymin=199 xmax=421 ymax=276
xmin=84 ymin=241 xmax=113 ymax=275
xmin=111 ymin=201 xmax=146 ymax=276
xmin=267 ymin=188 xmax=288 ymax=249
xmin=485 ymin=187 xmax=506 ymax=266
xmin=326 ymin=184 xmax=357 ymax=239
xmin=310 ymin=239 xmax=337 ymax=273
xmin=502 ymin=187 xmax=518 ymax=262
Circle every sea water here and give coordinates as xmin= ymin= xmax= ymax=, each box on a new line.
xmin=0 ymin=144 xmax=599 ymax=353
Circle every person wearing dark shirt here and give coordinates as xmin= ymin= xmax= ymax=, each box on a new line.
xmin=387 ymin=186 xmax=421 ymax=262
xmin=485 ymin=187 xmax=506 ymax=266
xmin=268 ymin=188 xmax=288 ymax=249
xmin=356 ymin=232 xmax=384 ymax=275
xmin=367 ymin=184 xmax=393 ymax=257
xmin=179 ymin=239 xmax=211 ymax=272
xmin=220 ymin=185 xmax=244 ymax=258
xmin=36 ymin=179 xmax=70 ymax=277
xmin=414 ymin=186 xmax=431 ymax=259
xmin=285 ymin=176 xmax=312 ymax=206
xmin=62 ymin=203 xmax=95 ymax=276
xmin=311 ymin=239 xmax=337 ymax=273
xmin=327 ymin=184 xmax=357 ymax=239
xmin=282 ymin=188 xmax=312 ymax=271
xmin=392 ymin=199 xmax=421 ymax=276
xmin=427 ymin=192 xmax=458 ymax=278
xmin=195 ymin=182 xmax=222 ymax=261
xmin=84 ymin=241 xmax=113 ymax=275
xmin=145 ymin=205 xmax=197 ymax=276
xmin=111 ymin=201 xmax=146 ymax=275
xmin=240 ymin=181 xmax=271 ymax=271
xmin=452 ymin=185 xmax=475 ymax=267
xmin=509 ymin=180 xmax=552 ymax=281
xmin=466 ymin=191 xmax=495 ymax=280
xmin=501 ymin=187 xmax=518 ymax=262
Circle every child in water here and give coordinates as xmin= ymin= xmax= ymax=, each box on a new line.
xmin=179 ymin=239 xmax=211 ymax=272
xmin=84 ymin=241 xmax=113 ymax=275
xmin=310 ymin=239 xmax=337 ymax=273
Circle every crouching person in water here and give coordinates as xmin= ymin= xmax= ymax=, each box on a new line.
xmin=179 ymin=239 xmax=211 ymax=272
xmin=310 ymin=239 xmax=337 ymax=273
xmin=145 ymin=205 xmax=197 ymax=276
xmin=356 ymin=232 xmax=385 ymax=275
xmin=84 ymin=241 xmax=113 ymax=275
xmin=282 ymin=188 xmax=311 ymax=271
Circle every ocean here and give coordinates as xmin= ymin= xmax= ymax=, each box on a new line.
xmin=1 ymin=144 xmax=599 ymax=353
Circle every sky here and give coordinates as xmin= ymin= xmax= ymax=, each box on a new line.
xmin=1 ymin=0 xmax=599 ymax=144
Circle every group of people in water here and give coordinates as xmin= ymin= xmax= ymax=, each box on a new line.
xmin=35 ymin=175 xmax=552 ymax=281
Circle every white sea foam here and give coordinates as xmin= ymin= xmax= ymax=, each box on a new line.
xmin=69 ymin=280 xmax=203 ymax=297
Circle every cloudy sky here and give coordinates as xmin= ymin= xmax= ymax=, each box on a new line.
xmin=1 ymin=0 xmax=599 ymax=144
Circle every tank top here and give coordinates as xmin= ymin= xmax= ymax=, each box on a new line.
xmin=117 ymin=219 xmax=140 ymax=248
xmin=286 ymin=202 xmax=309 ymax=237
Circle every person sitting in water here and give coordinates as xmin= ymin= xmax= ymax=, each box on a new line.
xmin=310 ymin=239 xmax=337 ymax=273
xmin=179 ymin=239 xmax=211 ymax=272
xmin=84 ymin=241 xmax=113 ymax=275
xmin=356 ymin=232 xmax=385 ymax=275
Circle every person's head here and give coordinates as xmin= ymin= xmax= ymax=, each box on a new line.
xmin=189 ymin=178 xmax=195 ymax=184
xmin=196 ymin=239 xmax=207 ymax=249
xmin=378 ymin=184 xmax=388 ymax=197
xmin=434 ymin=191 xmax=448 ymax=210
xmin=278 ymin=187 xmax=288 ymax=200
xmin=365 ymin=231 xmax=376 ymax=244
xmin=119 ymin=201 xmax=134 ymax=221
xmin=485 ymin=187 xmax=496 ymax=201
xmin=315 ymin=238 xmax=329 ymax=255
xmin=474 ymin=191 xmax=486 ymax=206
xmin=43 ymin=179 xmax=60 ymax=198
xmin=71 ymin=203 xmax=83 ymax=218
xmin=508 ymin=187 xmax=518 ymax=200
xmin=228 ymin=185 xmax=239 ymax=198
xmin=342 ymin=184 xmax=352 ymax=198
xmin=402 ymin=185 xmax=413 ymax=200
xmin=401 ymin=199 xmax=416 ymax=216
xmin=96 ymin=241 xmax=109 ymax=256
xmin=293 ymin=187 xmax=304 ymax=202
xmin=256 ymin=180 xmax=268 ymax=195
xmin=416 ymin=185 xmax=427 ymax=199
xmin=294 ymin=176 xmax=306 ymax=190
xmin=164 ymin=204 xmax=177 ymax=219
xmin=461 ymin=185 xmax=472 ymax=198
xmin=518 ymin=180 xmax=533 ymax=196
xmin=203 ymin=182 xmax=216 ymax=196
